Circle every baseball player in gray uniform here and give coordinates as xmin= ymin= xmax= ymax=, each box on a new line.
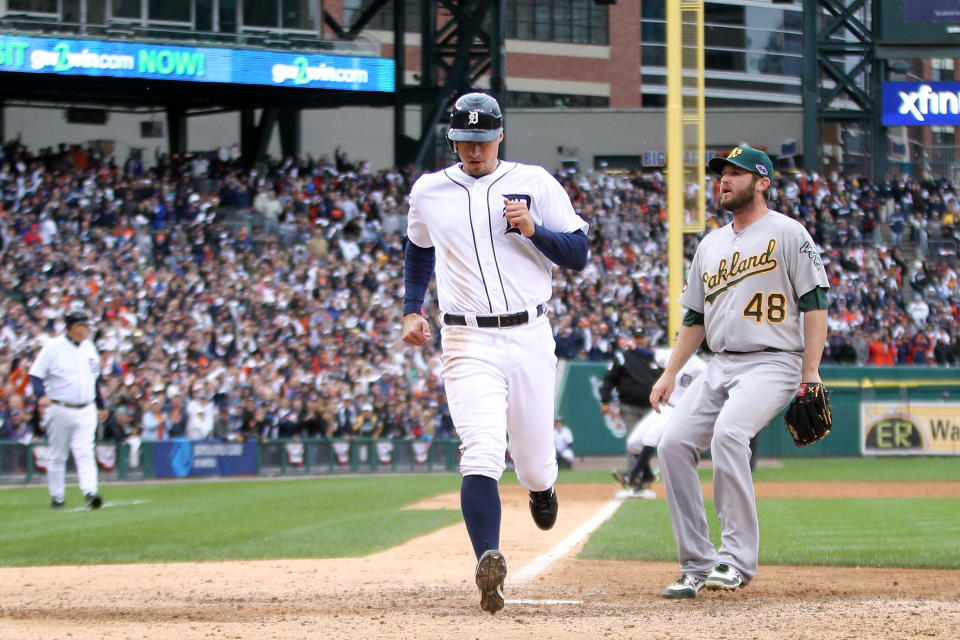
xmin=650 ymin=144 xmax=829 ymax=598
xmin=402 ymin=92 xmax=589 ymax=614
xmin=29 ymin=309 xmax=104 ymax=509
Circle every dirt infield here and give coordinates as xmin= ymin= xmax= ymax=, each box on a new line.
xmin=1 ymin=482 xmax=958 ymax=640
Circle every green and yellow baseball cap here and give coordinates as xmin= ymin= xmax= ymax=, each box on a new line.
xmin=708 ymin=144 xmax=774 ymax=179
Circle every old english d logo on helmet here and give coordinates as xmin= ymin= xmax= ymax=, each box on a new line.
xmin=468 ymin=110 xmax=480 ymax=125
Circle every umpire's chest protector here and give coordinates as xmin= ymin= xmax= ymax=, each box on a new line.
xmin=407 ymin=161 xmax=588 ymax=315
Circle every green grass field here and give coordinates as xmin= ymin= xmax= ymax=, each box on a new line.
xmin=0 ymin=457 xmax=957 ymax=569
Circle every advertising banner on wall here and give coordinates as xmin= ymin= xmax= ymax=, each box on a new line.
xmin=861 ymin=402 xmax=960 ymax=455
xmin=0 ymin=34 xmax=395 ymax=92
xmin=153 ymin=440 xmax=259 ymax=477
xmin=882 ymin=82 xmax=960 ymax=126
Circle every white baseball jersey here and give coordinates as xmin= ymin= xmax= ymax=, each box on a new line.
xmin=407 ymin=161 xmax=588 ymax=315
xmin=653 ymin=348 xmax=707 ymax=406
xmin=680 ymin=211 xmax=829 ymax=353
xmin=29 ymin=334 xmax=100 ymax=405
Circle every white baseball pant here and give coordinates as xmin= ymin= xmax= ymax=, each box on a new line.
xmin=440 ymin=315 xmax=558 ymax=492
xmin=45 ymin=404 xmax=99 ymax=501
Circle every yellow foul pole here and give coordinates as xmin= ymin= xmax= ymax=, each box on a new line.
xmin=666 ymin=0 xmax=684 ymax=345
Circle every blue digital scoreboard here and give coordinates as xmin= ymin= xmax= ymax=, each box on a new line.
xmin=0 ymin=34 xmax=395 ymax=92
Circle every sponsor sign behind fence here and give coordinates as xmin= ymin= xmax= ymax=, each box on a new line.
xmin=861 ymin=402 xmax=960 ymax=455
xmin=153 ymin=439 xmax=258 ymax=477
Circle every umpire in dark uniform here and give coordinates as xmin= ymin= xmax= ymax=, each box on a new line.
xmin=599 ymin=328 xmax=659 ymax=429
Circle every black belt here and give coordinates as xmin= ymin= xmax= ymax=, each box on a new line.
xmin=723 ymin=347 xmax=784 ymax=354
xmin=443 ymin=304 xmax=547 ymax=328
xmin=51 ymin=400 xmax=92 ymax=409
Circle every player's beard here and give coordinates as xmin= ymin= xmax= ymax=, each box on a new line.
xmin=719 ymin=176 xmax=760 ymax=212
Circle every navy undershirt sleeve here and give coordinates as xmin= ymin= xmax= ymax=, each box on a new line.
xmin=529 ymin=226 xmax=589 ymax=271
xmin=403 ymin=240 xmax=436 ymax=316
xmin=30 ymin=375 xmax=46 ymax=399
xmin=95 ymin=378 xmax=105 ymax=410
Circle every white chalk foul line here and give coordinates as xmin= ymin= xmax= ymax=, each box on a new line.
xmin=505 ymin=598 xmax=585 ymax=605
xmin=511 ymin=494 xmax=627 ymax=585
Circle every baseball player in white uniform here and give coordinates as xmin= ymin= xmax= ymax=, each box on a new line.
xmin=615 ymin=347 xmax=707 ymax=496
xmin=29 ymin=309 xmax=105 ymax=509
xmin=401 ymin=92 xmax=589 ymax=615
xmin=650 ymin=144 xmax=829 ymax=598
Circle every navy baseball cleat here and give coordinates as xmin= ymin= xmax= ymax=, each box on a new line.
xmin=528 ymin=487 xmax=558 ymax=530
xmin=475 ymin=549 xmax=507 ymax=614
xmin=51 ymin=498 xmax=64 ymax=509
xmin=85 ymin=493 xmax=103 ymax=509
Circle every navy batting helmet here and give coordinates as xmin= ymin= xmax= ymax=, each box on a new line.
xmin=447 ymin=92 xmax=503 ymax=146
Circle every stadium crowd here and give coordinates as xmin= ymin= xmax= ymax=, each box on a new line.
xmin=1 ymin=137 xmax=960 ymax=454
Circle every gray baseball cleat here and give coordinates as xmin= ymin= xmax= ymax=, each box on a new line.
xmin=661 ymin=574 xmax=706 ymax=599
xmin=528 ymin=487 xmax=558 ymax=530
xmin=475 ymin=549 xmax=507 ymax=614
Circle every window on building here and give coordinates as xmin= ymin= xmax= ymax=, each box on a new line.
xmin=932 ymin=58 xmax=956 ymax=82
xmin=507 ymin=1 xmax=608 ymax=45
xmin=9 ymin=0 xmax=57 ymax=13
xmin=149 ymin=0 xmax=191 ymax=23
xmin=112 ymin=0 xmax=141 ymax=20
xmin=282 ymin=0 xmax=319 ymax=30
xmin=220 ymin=0 xmax=238 ymax=33
xmin=357 ymin=0 xmax=607 ymax=45
xmin=244 ymin=0 xmax=279 ymax=28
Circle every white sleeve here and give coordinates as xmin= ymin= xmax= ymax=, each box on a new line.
xmin=405 ymin=179 xmax=433 ymax=248
xmin=28 ymin=343 xmax=51 ymax=380
xmin=535 ymin=168 xmax=588 ymax=234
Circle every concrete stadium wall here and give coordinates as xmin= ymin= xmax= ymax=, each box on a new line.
xmin=3 ymin=105 xmax=801 ymax=171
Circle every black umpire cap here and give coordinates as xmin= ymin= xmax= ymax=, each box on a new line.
xmin=65 ymin=309 xmax=91 ymax=327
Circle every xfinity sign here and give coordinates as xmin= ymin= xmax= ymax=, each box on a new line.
xmin=883 ymin=81 xmax=960 ymax=126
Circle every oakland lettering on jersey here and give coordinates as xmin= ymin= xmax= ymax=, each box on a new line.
xmin=702 ymin=238 xmax=778 ymax=304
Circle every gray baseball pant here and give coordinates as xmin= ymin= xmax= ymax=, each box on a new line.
xmin=657 ymin=351 xmax=800 ymax=583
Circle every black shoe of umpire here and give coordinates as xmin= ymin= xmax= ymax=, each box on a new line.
xmin=528 ymin=487 xmax=558 ymax=530
xmin=85 ymin=493 xmax=103 ymax=509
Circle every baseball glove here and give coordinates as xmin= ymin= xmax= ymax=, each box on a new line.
xmin=784 ymin=382 xmax=833 ymax=447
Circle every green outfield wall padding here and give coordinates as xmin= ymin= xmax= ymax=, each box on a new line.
xmin=557 ymin=362 xmax=960 ymax=457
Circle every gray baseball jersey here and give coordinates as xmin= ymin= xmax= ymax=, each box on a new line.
xmin=679 ymin=211 xmax=829 ymax=352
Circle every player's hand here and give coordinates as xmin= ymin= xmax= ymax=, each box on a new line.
xmin=402 ymin=313 xmax=432 ymax=346
xmin=37 ymin=397 xmax=52 ymax=409
xmin=504 ymin=198 xmax=535 ymax=237
xmin=649 ymin=373 xmax=676 ymax=414
xmin=600 ymin=403 xmax=611 ymax=415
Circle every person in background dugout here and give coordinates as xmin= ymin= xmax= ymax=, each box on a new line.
xmin=28 ymin=309 xmax=105 ymax=510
